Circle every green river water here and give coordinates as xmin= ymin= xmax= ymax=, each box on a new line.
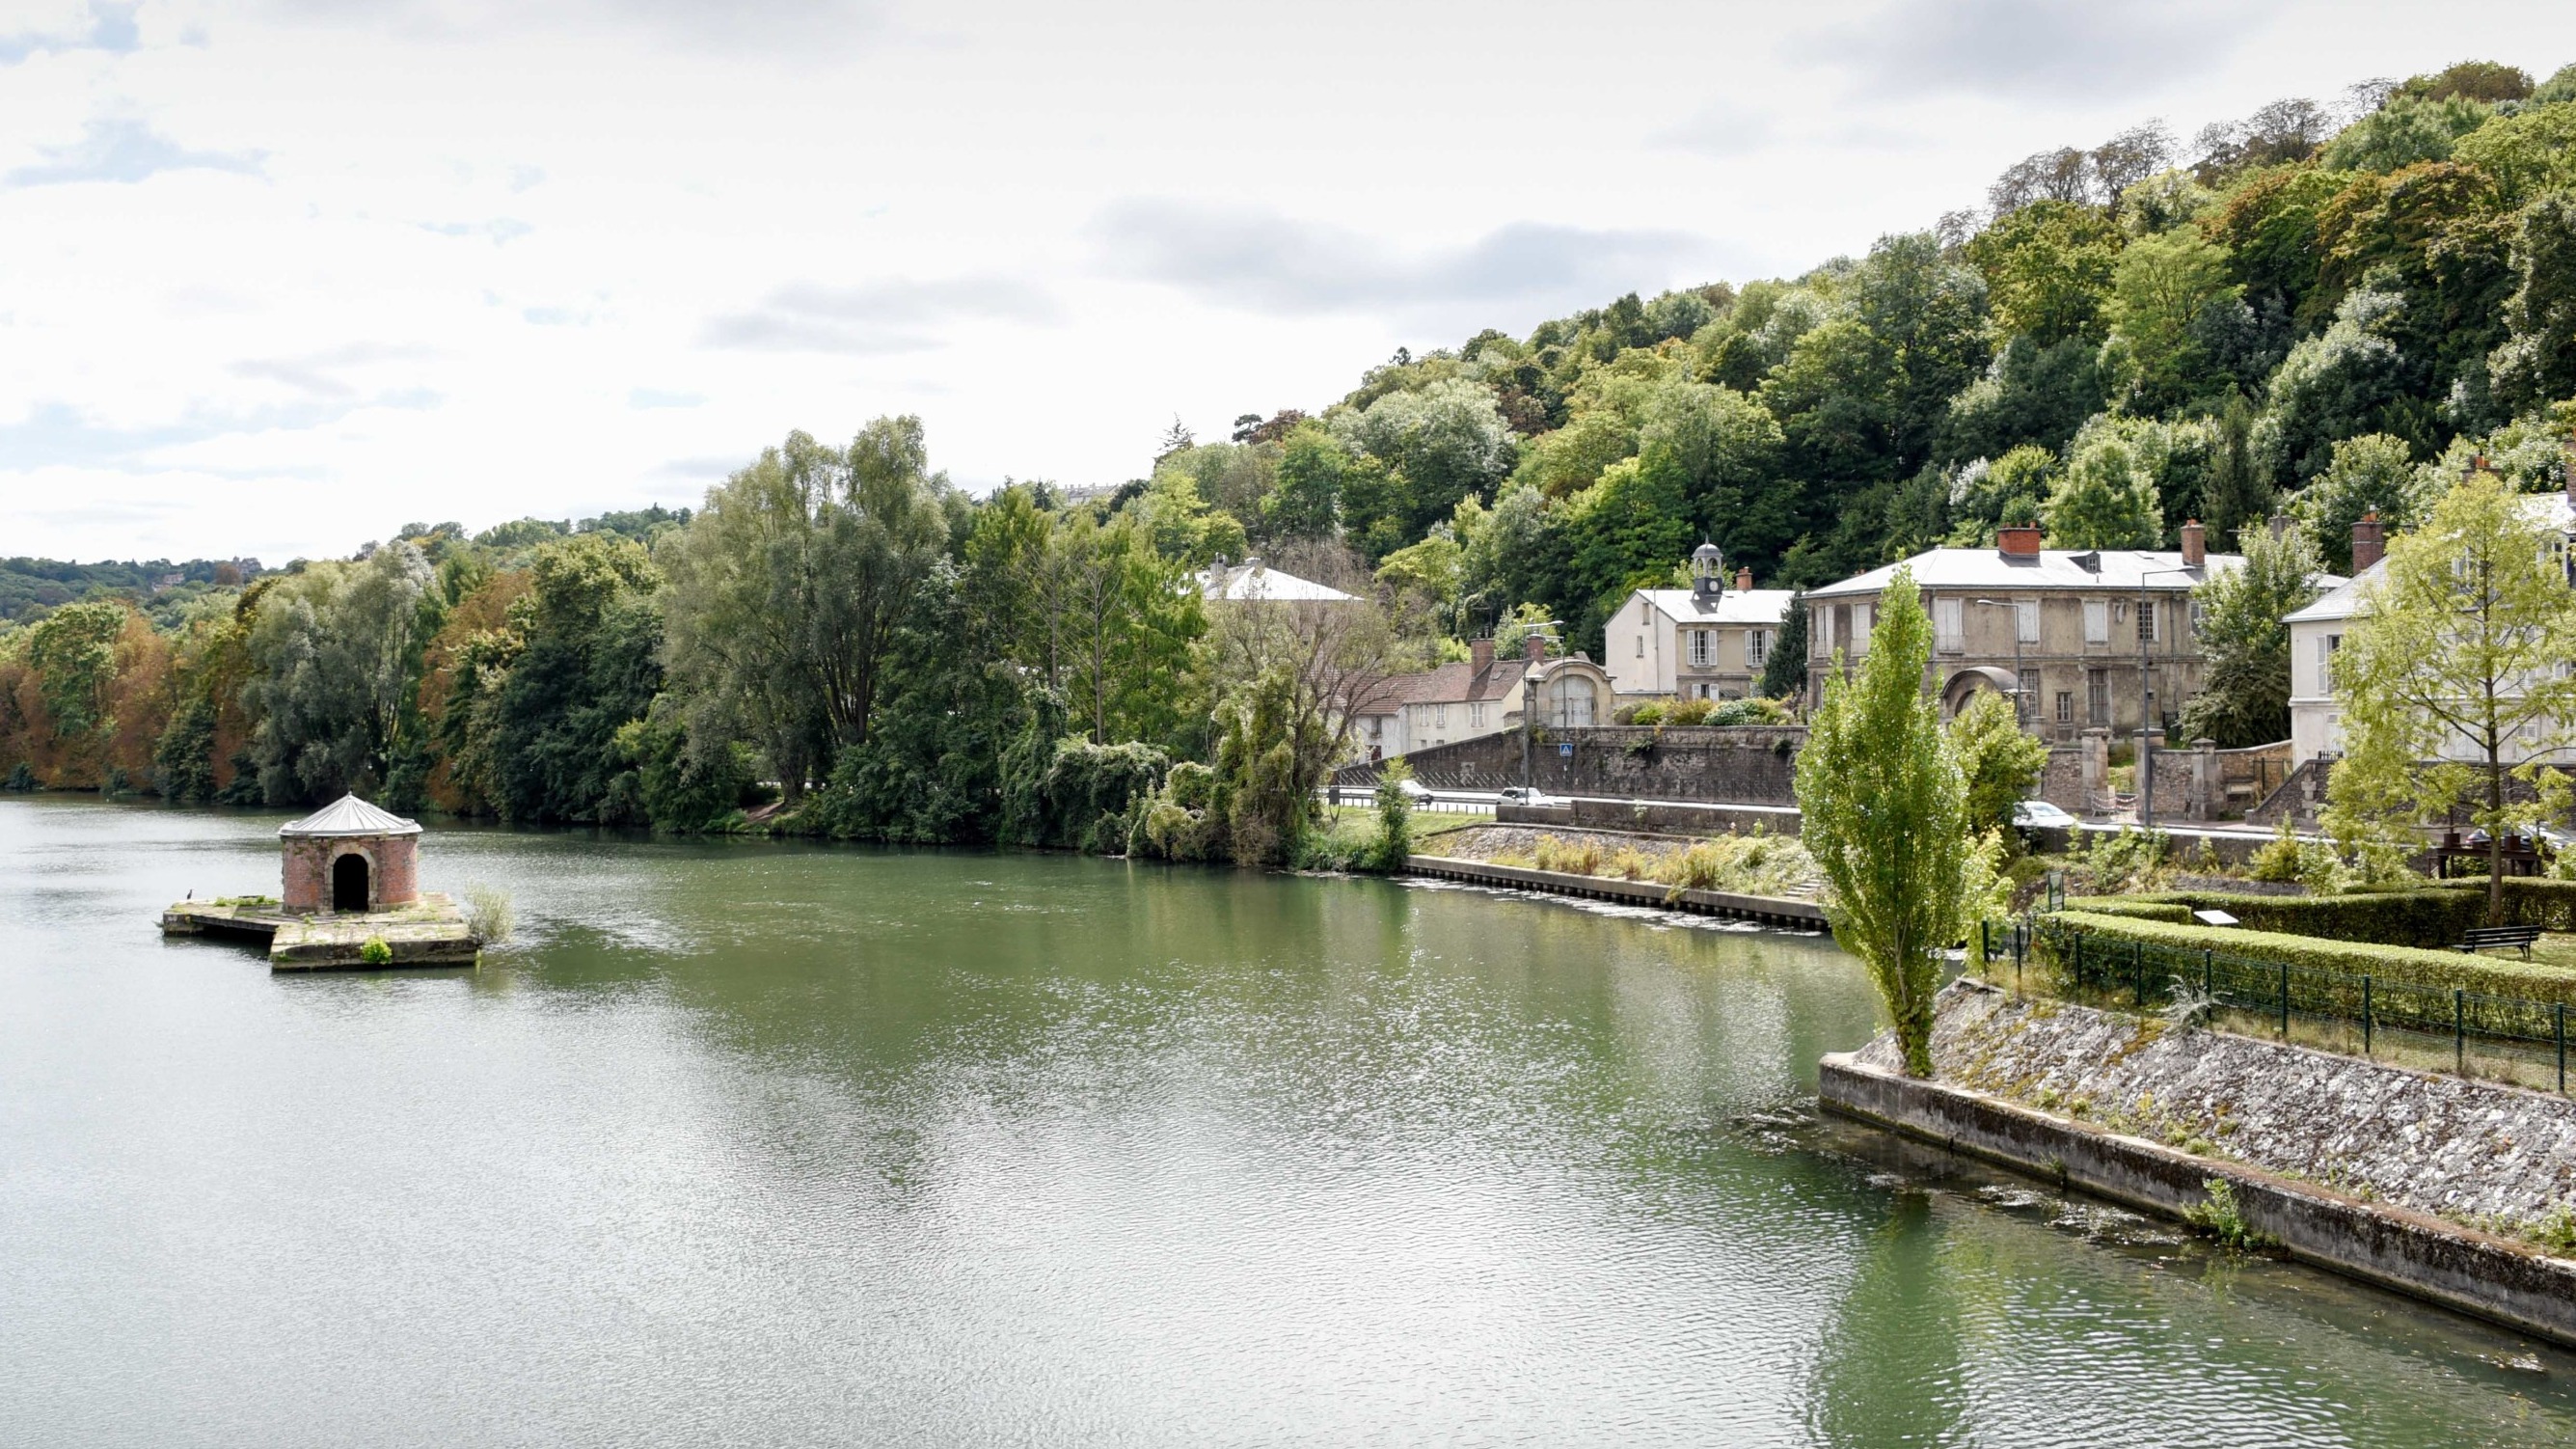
xmin=4 ymin=796 xmax=2574 ymax=1446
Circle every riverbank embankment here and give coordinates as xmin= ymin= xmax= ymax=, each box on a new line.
xmin=1822 ymin=980 xmax=2576 ymax=1347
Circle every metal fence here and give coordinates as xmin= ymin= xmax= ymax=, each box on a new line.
xmin=1976 ymin=917 xmax=2572 ymax=1095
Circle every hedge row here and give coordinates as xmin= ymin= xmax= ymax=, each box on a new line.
xmin=2066 ymin=888 xmax=2487 ymax=949
xmin=2036 ymin=910 xmax=2576 ymax=1013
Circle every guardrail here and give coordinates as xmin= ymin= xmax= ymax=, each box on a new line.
xmin=1976 ymin=917 xmax=2571 ymax=1095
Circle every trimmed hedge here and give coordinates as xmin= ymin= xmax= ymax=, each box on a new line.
xmin=2037 ymin=910 xmax=2576 ymax=1011
xmin=2495 ymin=878 xmax=2576 ymax=931
xmin=2071 ymin=887 xmax=2490 ymax=950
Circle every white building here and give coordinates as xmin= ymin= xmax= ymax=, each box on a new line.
xmin=1346 ymin=638 xmax=1616 ymax=762
xmin=2286 ymin=490 xmax=2576 ymax=766
xmin=1602 ymin=544 xmax=1795 ymax=701
xmin=1197 ymin=559 xmax=1356 ymax=604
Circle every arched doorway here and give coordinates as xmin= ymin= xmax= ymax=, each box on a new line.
xmin=332 ymin=852 xmax=370 ymax=913
xmin=1940 ymin=667 xmax=2019 ymax=720
xmin=1546 ymin=673 xmax=1597 ymax=728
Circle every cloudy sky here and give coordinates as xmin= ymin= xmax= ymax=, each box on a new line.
xmin=6 ymin=0 xmax=2574 ymax=563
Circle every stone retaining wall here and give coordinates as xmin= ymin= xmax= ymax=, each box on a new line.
xmin=1820 ymin=981 xmax=2576 ymax=1346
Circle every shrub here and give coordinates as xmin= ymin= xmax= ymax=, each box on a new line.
xmin=1656 ymin=831 xmax=1815 ymax=898
xmin=2072 ymin=887 xmax=2486 ymax=949
xmin=1618 ymin=701 xmax=1667 ymax=725
xmin=464 ymin=886 xmax=514 ymax=944
xmin=1532 ymin=834 xmax=1608 ymax=876
xmin=359 ymin=937 xmax=393 ymax=967
xmin=2183 ymin=1180 xmax=2270 ymax=1249
xmin=2035 ymin=909 xmax=2576 ymax=1008
xmin=1665 ymin=698 xmax=1716 ymax=726
xmin=1369 ymin=760 xmax=1415 ymax=871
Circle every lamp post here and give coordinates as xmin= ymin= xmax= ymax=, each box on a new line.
xmin=2136 ymin=566 xmax=2200 ymax=828
xmin=1517 ymin=619 xmax=1563 ymax=792
xmin=1972 ymin=598 xmax=2025 ymax=724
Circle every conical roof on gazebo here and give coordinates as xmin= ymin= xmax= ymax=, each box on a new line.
xmin=277 ymin=794 xmax=423 ymax=838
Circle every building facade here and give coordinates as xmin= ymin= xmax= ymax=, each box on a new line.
xmin=1601 ymin=544 xmax=1795 ymax=701
xmin=1348 ymin=637 xmax=1615 ymax=761
xmin=2286 ymin=489 xmax=2576 ymax=766
xmin=1802 ymin=524 xmax=2242 ymax=742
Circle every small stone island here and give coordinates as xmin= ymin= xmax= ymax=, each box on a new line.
xmin=160 ymin=795 xmax=479 ymax=970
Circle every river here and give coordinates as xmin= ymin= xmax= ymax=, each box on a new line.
xmin=4 ymin=797 xmax=2573 ymax=1446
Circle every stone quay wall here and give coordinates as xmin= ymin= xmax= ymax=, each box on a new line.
xmin=1821 ymin=980 xmax=2576 ymax=1347
xmin=1337 ymin=725 xmax=1805 ymax=803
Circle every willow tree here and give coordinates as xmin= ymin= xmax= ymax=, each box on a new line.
xmin=2327 ymin=468 xmax=2576 ymax=921
xmin=1795 ymin=569 xmax=1996 ymax=1076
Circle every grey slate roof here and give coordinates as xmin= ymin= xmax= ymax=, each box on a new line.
xmin=1631 ymin=587 xmax=1796 ymax=625
xmin=1197 ymin=562 xmax=1356 ymax=603
xmin=2286 ymin=493 xmax=2576 ymax=624
xmin=279 ymin=794 xmax=423 ymax=837
xmin=1802 ymin=547 xmax=2243 ymax=599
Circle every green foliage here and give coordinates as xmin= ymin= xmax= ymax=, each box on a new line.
xmin=464 ymin=886 xmax=513 ymax=944
xmin=359 ymin=937 xmax=393 ymax=967
xmin=2290 ymin=433 xmax=2419 ymax=571
xmin=2036 ymin=909 xmax=2576 ymax=1008
xmin=2103 ymin=226 xmax=2242 ymax=414
xmin=1947 ymin=690 xmax=2048 ymax=847
xmin=2044 ymin=430 xmax=2163 ymax=549
xmin=2452 ymin=101 xmax=2576 ymax=205
xmin=243 ymin=544 xmax=440 ymax=808
xmin=153 ymin=692 xmax=219 ymax=804
xmin=2177 ymin=518 xmax=2324 ymax=748
xmin=2486 ymin=191 xmax=2576 ymax=416
xmin=2183 ymin=1179 xmax=2270 ymax=1249
xmin=1966 ymin=200 xmax=2123 ymax=345
xmin=2327 ymin=469 xmax=2576 ymax=922
xmin=1758 ymin=593 xmax=1807 ymax=700
xmin=1369 ymin=758 xmax=1415 ymax=871
xmin=1796 ymin=569 xmax=2000 ymax=1076
xmin=2323 ymin=94 xmax=2492 ymax=175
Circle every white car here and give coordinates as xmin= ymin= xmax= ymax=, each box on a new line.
xmin=1498 ymin=786 xmax=1557 ymax=807
xmin=2012 ymin=800 xmax=2077 ymax=831
xmin=1396 ymin=777 xmax=1434 ymax=801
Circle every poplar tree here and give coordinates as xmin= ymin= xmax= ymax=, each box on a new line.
xmin=1795 ymin=569 xmax=1998 ymax=1076
xmin=2328 ymin=468 xmax=2576 ymax=921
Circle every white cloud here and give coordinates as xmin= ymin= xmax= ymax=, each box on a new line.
xmin=4 ymin=117 xmax=261 ymax=187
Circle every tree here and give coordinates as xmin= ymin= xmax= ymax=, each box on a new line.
xmin=2103 ymin=227 xmax=2240 ymax=413
xmin=1796 ymin=569 xmax=1995 ymax=1076
xmin=2199 ymin=396 xmax=2270 ymax=550
xmin=243 ymin=544 xmax=439 ymax=807
xmin=1947 ymin=688 xmax=2049 ymax=852
xmin=1759 ymin=592 xmax=1807 ymax=701
xmin=2044 ymin=432 xmax=2162 ymax=549
xmin=1261 ymin=422 xmax=1347 ymax=540
xmin=2328 ymin=469 xmax=2576 ymax=920
xmin=1328 ymin=377 xmax=1517 ymax=538
xmin=2486 ymin=191 xmax=2576 ymax=417
xmin=2291 ymin=433 xmax=2419 ymax=573
xmin=1964 ymin=200 xmax=2124 ymax=344
xmin=2176 ymin=519 xmax=2324 ymax=748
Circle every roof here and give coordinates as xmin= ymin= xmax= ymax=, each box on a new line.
xmin=278 ymin=794 xmax=422 ymax=837
xmin=1802 ymin=546 xmax=2244 ymax=599
xmin=1197 ymin=561 xmax=1355 ymax=603
xmin=1628 ymin=587 xmax=1795 ymax=626
xmin=2288 ymin=493 xmax=2576 ymax=625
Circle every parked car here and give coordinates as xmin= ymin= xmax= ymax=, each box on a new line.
xmin=2011 ymin=799 xmax=2076 ymax=848
xmin=1498 ymin=786 xmax=1557 ymax=807
xmin=1396 ymin=777 xmax=1434 ymax=801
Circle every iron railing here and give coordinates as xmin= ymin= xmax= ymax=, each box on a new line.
xmin=1974 ymin=916 xmax=2571 ymax=1095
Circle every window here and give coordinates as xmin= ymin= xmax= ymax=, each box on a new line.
xmin=1853 ymin=603 xmax=1874 ymax=654
xmin=1434 ymin=703 xmax=1447 ymax=727
xmin=2318 ymin=633 xmax=2342 ymax=691
xmin=1934 ymin=597 xmax=1965 ymax=653
xmin=2137 ymin=599 xmax=2157 ymax=642
xmin=1830 ymin=605 xmax=1850 ymax=656
xmin=1635 ymin=633 xmax=1644 ymax=657
xmin=1469 ymin=702 xmax=1485 ymax=727
xmin=1746 ymin=629 xmax=1769 ymax=668
xmin=1690 ymin=629 xmax=1713 ymax=667
xmin=2083 ymin=600 xmax=2110 ymax=643
xmin=2056 ymin=691 xmax=2074 ymax=724
xmin=2016 ymin=600 xmax=2039 ymax=643
xmin=2018 ymin=668 xmax=2040 ymax=718
xmin=2086 ymin=669 xmax=2109 ymax=724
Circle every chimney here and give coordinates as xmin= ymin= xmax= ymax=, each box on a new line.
xmin=1470 ymin=637 xmax=1495 ymax=674
xmin=2180 ymin=518 xmax=2206 ymax=568
xmin=1735 ymin=565 xmax=1753 ymax=592
xmin=1523 ymin=631 xmax=1547 ymax=662
xmin=1997 ymin=525 xmax=2042 ymax=559
xmin=2351 ymin=510 xmax=2385 ymax=572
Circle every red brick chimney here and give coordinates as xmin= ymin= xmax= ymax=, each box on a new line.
xmin=2351 ymin=510 xmax=2385 ymax=571
xmin=1735 ymin=565 xmax=1752 ymax=592
xmin=1470 ymin=637 xmax=1494 ymax=674
xmin=1523 ymin=631 xmax=1546 ymax=662
xmin=1997 ymin=525 xmax=2042 ymax=559
xmin=2180 ymin=518 xmax=2205 ymax=568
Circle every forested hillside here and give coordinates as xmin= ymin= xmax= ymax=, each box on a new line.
xmin=6 ymin=57 xmax=2574 ymax=866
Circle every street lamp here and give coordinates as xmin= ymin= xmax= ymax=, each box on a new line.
xmin=2135 ymin=566 xmax=2201 ymax=829
xmin=1516 ymin=618 xmax=1563 ymax=792
xmin=1971 ymin=598 xmax=2025 ymax=724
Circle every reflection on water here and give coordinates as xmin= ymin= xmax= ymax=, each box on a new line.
xmin=2 ymin=797 xmax=2572 ymax=1447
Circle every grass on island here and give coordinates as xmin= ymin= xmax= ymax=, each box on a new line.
xmin=1483 ymin=831 xmax=1817 ymax=900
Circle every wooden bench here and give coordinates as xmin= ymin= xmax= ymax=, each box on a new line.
xmin=2455 ymin=925 xmax=2543 ymax=958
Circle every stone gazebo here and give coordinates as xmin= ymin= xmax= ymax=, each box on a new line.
xmin=280 ymin=794 xmax=421 ymax=915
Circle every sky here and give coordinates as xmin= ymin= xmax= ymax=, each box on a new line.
xmin=5 ymin=0 xmax=2575 ymax=564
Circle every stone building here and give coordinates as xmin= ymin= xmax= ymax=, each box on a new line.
xmin=1600 ymin=543 xmax=1796 ymax=702
xmin=1346 ymin=636 xmax=1616 ymax=761
xmin=1801 ymin=523 xmax=2251 ymax=741
xmin=279 ymin=794 xmax=421 ymax=915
